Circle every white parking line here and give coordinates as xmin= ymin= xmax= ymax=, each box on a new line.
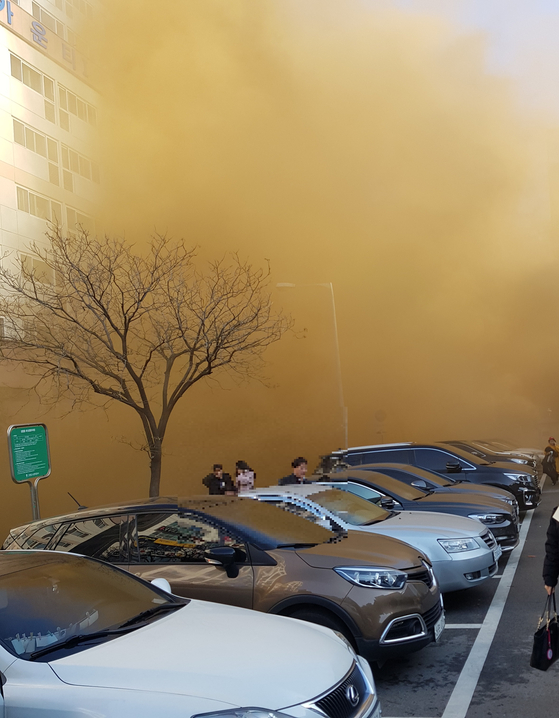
xmin=445 ymin=624 xmax=482 ymax=629
xmin=439 ymin=509 xmax=534 ymax=718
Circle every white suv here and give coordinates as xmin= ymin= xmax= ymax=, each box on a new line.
xmin=0 ymin=550 xmax=381 ymax=718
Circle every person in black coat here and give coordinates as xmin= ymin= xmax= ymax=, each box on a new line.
xmin=543 ymin=506 xmax=559 ymax=594
xmin=202 ymin=464 xmax=235 ymax=495
xmin=278 ymin=457 xmax=309 ymax=486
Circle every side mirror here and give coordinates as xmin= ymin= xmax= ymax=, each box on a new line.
xmin=446 ymin=462 xmax=462 ymax=474
xmin=205 ymin=547 xmax=239 ymax=578
xmin=380 ymin=497 xmax=395 ymax=510
xmin=411 ymin=479 xmax=428 ymax=489
xmin=151 ymin=577 xmax=172 ymax=593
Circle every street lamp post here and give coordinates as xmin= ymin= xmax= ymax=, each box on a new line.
xmin=276 ymin=282 xmax=348 ymax=449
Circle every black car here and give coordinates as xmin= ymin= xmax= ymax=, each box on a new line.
xmin=441 ymin=440 xmax=539 ymax=472
xmin=319 ymin=442 xmax=541 ymax=510
xmin=338 ymin=462 xmax=519 ymax=515
xmin=319 ymin=469 xmax=519 ymax=550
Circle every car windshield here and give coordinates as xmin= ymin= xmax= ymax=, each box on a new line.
xmin=475 ymin=440 xmax=514 ymax=453
xmin=448 ymin=442 xmax=489 ymax=459
xmin=353 ymin=472 xmax=426 ymax=500
xmin=0 ymin=552 xmax=183 ymax=661
xmin=370 ymin=465 xmax=455 ymax=488
xmin=308 ymin=489 xmax=390 ymax=526
xmin=190 ymin=497 xmax=335 ymax=548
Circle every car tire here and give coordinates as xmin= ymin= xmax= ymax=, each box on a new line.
xmin=287 ymin=607 xmax=357 ymax=650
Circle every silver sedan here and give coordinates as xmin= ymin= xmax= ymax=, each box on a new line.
xmin=245 ymin=484 xmax=501 ymax=593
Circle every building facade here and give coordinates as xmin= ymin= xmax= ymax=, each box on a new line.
xmin=0 ymin=0 xmax=99 ymax=285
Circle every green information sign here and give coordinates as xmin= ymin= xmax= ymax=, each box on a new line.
xmin=8 ymin=424 xmax=51 ymax=484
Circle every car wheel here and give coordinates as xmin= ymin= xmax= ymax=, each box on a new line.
xmin=287 ymin=607 xmax=357 ymax=650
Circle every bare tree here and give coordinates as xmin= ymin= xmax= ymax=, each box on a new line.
xmin=0 ymin=227 xmax=291 ymax=496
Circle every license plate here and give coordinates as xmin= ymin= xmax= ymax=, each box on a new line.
xmin=494 ymin=544 xmax=503 ymax=562
xmin=434 ymin=613 xmax=445 ymax=642
xmin=370 ymin=703 xmax=382 ymax=718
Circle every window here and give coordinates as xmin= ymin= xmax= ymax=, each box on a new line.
xmin=59 ymin=86 xmax=97 ymax=127
xmin=66 ymin=206 xmax=93 ymax=234
xmin=413 ymin=449 xmax=469 ymax=472
xmin=14 ymin=120 xmax=57 ymax=163
xmin=14 ymin=522 xmax=61 ymax=550
xmin=131 ymin=512 xmax=246 ymax=564
xmin=17 ymin=186 xmax=61 ymax=225
xmin=32 ymin=2 xmax=64 ymax=37
xmin=61 ymin=144 xmax=100 ymax=186
xmin=52 ymin=516 xmax=131 ymax=562
xmin=10 ymin=55 xmax=56 ymax=123
xmin=339 ymin=482 xmax=384 ymax=503
xmin=20 ymin=255 xmax=55 ymax=285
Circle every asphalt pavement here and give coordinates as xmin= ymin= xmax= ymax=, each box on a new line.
xmin=373 ymin=478 xmax=559 ymax=718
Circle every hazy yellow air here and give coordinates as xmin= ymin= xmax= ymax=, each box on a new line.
xmin=1 ymin=0 xmax=556 ymax=534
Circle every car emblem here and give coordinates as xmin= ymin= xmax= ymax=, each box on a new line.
xmin=345 ymin=684 xmax=359 ymax=707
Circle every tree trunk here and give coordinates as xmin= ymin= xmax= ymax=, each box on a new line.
xmin=149 ymin=441 xmax=163 ymax=497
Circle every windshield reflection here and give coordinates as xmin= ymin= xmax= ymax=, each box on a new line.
xmin=310 ymin=489 xmax=390 ymax=526
xmin=0 ymin=553 xmax=182 ymax=660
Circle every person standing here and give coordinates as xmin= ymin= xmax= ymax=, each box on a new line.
xmin=235 ymin=460 xmax=255 ymax=493
xmin=544 ymin=505 xmax=559 ymax=594
xmin=202 ymin=464 xmax=234 ymax=495
xmin=543 ymin=438 xmax=559 ymax=486
xmin=278 ymin=457 xmax=309 ymax=485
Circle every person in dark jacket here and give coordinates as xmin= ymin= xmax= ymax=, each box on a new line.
xmin=278 ymin=457 xmax=309 ymax=486
xmin=202 ymin=464 xmax=235 ymax=495
xmin=543 ymin=506 xmax=559 ymax=594
xmin=543 ymin=438 xmax=559 ymax=486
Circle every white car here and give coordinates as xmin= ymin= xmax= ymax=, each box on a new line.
xmin=245 ymin=485 xmax=501 ymax=592
xmin=0 ymin=550 xmax=380 ymax=718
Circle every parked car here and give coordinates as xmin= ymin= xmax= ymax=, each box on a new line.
xmin=0 ymin=550 xmax=380 ymax=717
xmin=322 ymin=459 xmax=519 ymax=511
xmin=245 ymin=485 xmax=501 ymax=592
xmin=441 ymin=440 xmax=538 ymax=471
xmin=317 ymin=469 xmax=519 ymax=551
xmin=472 ymin=439 xmax=544 ymax=463
xmin=3 ymin=496 xmax=444 ymax=661
xmin=318 ymin=442 xmax=541 ymax=510
xmin=352 ymin=462 xmax=518 ymax=515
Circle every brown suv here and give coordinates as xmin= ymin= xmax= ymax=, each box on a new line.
xmin=3 ymin=496 xmax=444 ymax=661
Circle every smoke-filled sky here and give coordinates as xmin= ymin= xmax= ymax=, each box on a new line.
xmin=6 ymin=0 xmax=559 ymax=533
xmin=84 ymin=0 xmax=559 ymax=470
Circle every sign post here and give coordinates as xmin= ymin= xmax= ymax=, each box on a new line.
xmin=7 ymin=424 xmax=51 ymax=520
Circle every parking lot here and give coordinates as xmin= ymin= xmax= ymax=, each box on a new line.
xmin=374 ymin=477 xmax=557 ymax=718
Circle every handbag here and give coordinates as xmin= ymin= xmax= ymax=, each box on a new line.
xmin=530 ymin=593 xmax=559 ymax=671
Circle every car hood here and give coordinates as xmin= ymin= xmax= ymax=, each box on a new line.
xmin=469 ymin=460 xmax=536 ymax=476
xmin=50 ymin=599 xmax=353 ymax=707
xmin=414 ymin=492 xmax=511 ymax=514
xmin=295 ymin=530 xmax=425 ymax=570
xmin=368 ymin=511 xmax=486 ymax=538
xmin=435 ymin=483 xmax=512 ymax=502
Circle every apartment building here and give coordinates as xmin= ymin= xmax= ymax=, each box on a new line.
xmin=0 ymin=0 xmax=99 ymax=280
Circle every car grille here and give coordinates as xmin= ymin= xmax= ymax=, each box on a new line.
xmin=313 ymin=664 xmax=369 ymax=718
xmin=422 ymin=601 xmax=443 ymax=632
xmin=407 ymin=567 xmax=433 ymax=588
xmin=480 ymin=530 xmax=497 ymax=551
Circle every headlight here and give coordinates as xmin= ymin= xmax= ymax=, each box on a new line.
xmin=334 ymin=566 xmax=407 ymax=589
xmin=438 ymin=538 xmax=479 ymax=553
xmin=504 ymin=473 xmax=532 ymax=485
xmin=468 ymin=513 xmax=506 ymax=525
